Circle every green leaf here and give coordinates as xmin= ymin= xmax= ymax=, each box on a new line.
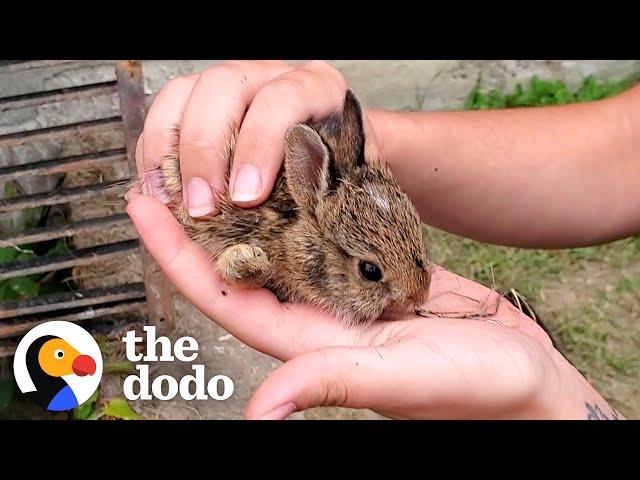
xmin=72 ymin=389 xmax=99 ymax=420
xmin=0 ymin=247 xmax=19 ymax=264
xmin=5 ymin=277 xmax=39 ymax=299
xmin=45 ymin=238 xmax=70 ymax=257
xmin=3 ymin=182 xmax=18 ymax=198
xmin=15 ymin=251 xmax=36 ymax=261
xmin=103 ymin=398 xmax=142 ymax=420
xmin=464 ymin=87 xmax=480 ymax=110
xmin=0 ymin=379 xmax=14 ymax=410
xmin=86 ymin=407 xmax=105 ymax=420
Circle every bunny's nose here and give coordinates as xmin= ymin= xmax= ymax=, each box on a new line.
xmin=382 ymin=294 xmax=426 ymax=321
xmin=380 ymin=304 xmax=410 ymax=321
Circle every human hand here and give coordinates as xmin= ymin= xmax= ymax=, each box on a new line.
xmin=137 ymin=60 xmax=379 ymax=217
xmin=126 ymin=192 xmax=617 ymax=420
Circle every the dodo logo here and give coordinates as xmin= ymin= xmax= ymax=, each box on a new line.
xmin=13 ymin=321 xmax=103 ymax=411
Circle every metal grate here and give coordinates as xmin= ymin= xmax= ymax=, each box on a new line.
xmin=0 ymin=60 xmax=171 ymax=357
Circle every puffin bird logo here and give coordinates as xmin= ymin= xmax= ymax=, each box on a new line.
xmin=14 ymin=321 xmax=103 ymax=412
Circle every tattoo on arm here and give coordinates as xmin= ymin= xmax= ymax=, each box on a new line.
xmin=585 ymin=402 xmax=622 ymax=420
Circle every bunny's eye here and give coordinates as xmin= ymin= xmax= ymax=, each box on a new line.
xmin=359 ymin=261 xmax=383 ymax=282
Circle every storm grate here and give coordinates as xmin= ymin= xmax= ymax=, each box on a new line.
xmin=0 ymin=60 xmax=171 ymax=357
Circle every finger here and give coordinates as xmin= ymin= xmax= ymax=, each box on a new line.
xmin=245 ymin=317 xmax=551 ymax=420
xmin=426 ymin=266 xmax=553 ymax=348
xmin=179 ymin=61 xmax=292 ymax=216
xmin=135 ymin=134 xmax=144 ymax=178
xmin=142 ymin=75 xmax=198 ymax=174
xmin=125 ymin=193 xmax=358 ymax=361
xmin=229 ymin=61 xmax=347 ymax=207
xmin=245 ymin=346 xmax=392 ymax=419
xmin=362 ymin=112 xmax=382 ymax=163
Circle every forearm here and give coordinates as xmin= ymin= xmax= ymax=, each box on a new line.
xmin=368 ymin=85 xmax=640 ymax=248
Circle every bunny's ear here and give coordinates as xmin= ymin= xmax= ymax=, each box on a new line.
xmin=337 ymin=89 xmax=366 ymax=169
xmin=315 ymin=90 xmax=366 ymax=175
xmin=284 ymin=124 xmax=332 ymax=210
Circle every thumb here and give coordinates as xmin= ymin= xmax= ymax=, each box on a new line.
xmin=245 ymin=345 xmax=402 ymax=420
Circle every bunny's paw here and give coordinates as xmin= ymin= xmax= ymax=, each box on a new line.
xmin=216 ymin=244 xmax=271 ymax=288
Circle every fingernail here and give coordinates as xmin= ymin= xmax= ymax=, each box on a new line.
xmin=125 ymin=189 xmax=140 ymax=202
xmin=187 ymin=177 xmax=216 ymax=217
xmin=231 ymin=164 xmax=262 ymax=203
xmin=144 ymin=169 xmax=170 ymax=204
xmin=259 ymin=402 xmax=297 ymax=420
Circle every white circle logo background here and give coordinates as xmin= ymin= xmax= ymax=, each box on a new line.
xmin=13 ymin=321 xmax=103 ymax=406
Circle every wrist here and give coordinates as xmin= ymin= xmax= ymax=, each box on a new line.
xmin=365 ymin=109 xmax=418 ymax=165
xmin=527 ymin=348 xmax=623 ymax=420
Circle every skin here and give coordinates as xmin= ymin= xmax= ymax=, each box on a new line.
xmin=366 ymin=86 xmax=640 ymax=248
xmin=129 ymin=60 xmax=639 ymax=420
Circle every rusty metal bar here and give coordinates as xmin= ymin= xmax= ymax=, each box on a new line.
xmin=0 ymin=148 xmax=127 ymax=181
xmin=0 ymin=342 xmax=18 ymax=358
xmin=116 ymin=60 xmax=174 ymax=327
xmin=0 ymin=60 xmax=77 ymax=74
xmin=0 ymin=301 xmax=146 ymax=338
xmin=0 ymin=180 xmax=128 ymax=213
xmin=0 ymin=214 xmax=132 ymax=247
xmin=0 ymin=239 xmax=139 ymax=281
xmin=0 ymin=82 xmax=118 ymax=111
xmin=0 ymin=282 xmax=146 ymax=319
xmin=0 ymin=117 xmax=122 ymax=147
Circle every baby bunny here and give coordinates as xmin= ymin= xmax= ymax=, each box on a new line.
xmin=138 ymin=90 xmax=431 ymax=325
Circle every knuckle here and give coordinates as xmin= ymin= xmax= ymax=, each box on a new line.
xmin=269 ymin=74 xmax=303 ymax=91
xmin=296 ymin=67 xmax=347 ymax=108
xmin=145 ymin=126 xmax=180 ymax=150
xmin=261 ymin=76 xmax=305 ymax=102
xmin=303 ymin=59 xmax=333 ymax=73
xmin=327 ymin=376 xmax=350 ymax=406
xmin=179 ymin=136 xmax=217 ymax=152
xmin=267 ymin=60 xmax=293 ymax=71
xmin=201 ymin=62 xmax=245 ymax=85
xmin=160 ymin=75 xmax=194 ymax=95
xmin=303 ymin=60 xmax=346 ymax=86
xmin=311 ymin=349 xmax=350 ymax=407
xmin=324 ymin=374 xmax=350 ymax=407
xmin=157 ymin=126 xmax=180 ymax=142
xmin=222 ymin=59 xmax=246 ymax=70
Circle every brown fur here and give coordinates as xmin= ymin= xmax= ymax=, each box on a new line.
xmin=138 ymin=90 xmax=431 ymax=325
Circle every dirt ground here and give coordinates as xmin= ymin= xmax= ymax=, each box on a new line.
xmin=537 ymin=261 xmax=640 ymax=417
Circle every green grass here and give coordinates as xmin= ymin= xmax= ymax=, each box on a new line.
xmin=465 ymin=73 xmax=640 ymax=110
xmin=427 ymin=71 xmax=640 ymax=417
